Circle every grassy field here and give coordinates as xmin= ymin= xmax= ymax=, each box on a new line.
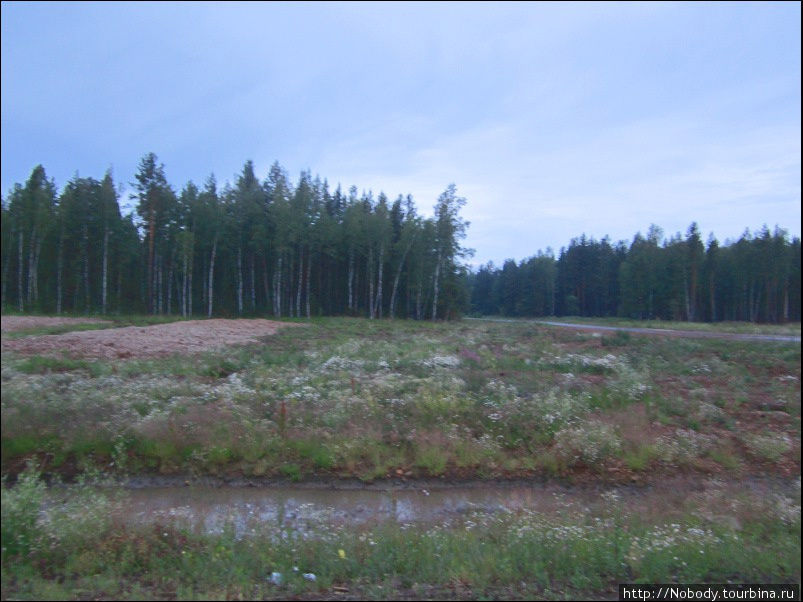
xmin=2 ymin=316 xmax=800 ymax=599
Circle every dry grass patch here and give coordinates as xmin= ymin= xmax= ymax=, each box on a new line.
xmin=1 ymin=316 xmax=112 ymax=333
xmin=1 ymin=318 xmax=303 ymax=359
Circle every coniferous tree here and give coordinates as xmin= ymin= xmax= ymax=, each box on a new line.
xmin=431 ymin=184 xmax=469 ymax=320
xmin=132 ymin=153 xmax=173 ymax=314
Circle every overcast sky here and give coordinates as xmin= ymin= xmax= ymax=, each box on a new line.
xmin=2 ymin=1 xmax=800 ymax=266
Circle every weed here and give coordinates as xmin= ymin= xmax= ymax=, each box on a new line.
xmin=1 ymin=461 xmax=46 ymax=558
xmin=17 ymin=355 xmax=93 ymax=374
xmin=280 ymin=463 xmax=302 ymax=481
xmin=745 ymin=434 xmax=793 ymax=463
xmin=622 ymin=444 xmax=658 ymax=471
xmin=414 ymin=445 xmax=448 ymax=476
xmin=707 ymin=446 xmax=742 ymax=470
xmin=602 ymin=330 xmax=631 ymax=347
xmin=553 ymin=420 xmax=621 ymax=467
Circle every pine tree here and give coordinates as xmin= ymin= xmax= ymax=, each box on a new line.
xmin=132 ymin=153 xmax=173 ymax=314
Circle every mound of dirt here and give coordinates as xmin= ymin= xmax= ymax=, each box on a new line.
xmin=1 ymin=316 xmax=113 ymax=333
xmin=1 ymin=318 xmax=302 ymax=359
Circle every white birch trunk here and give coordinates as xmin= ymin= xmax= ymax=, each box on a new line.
xmin=17 ymin=230 xmax=23 ymax=312
xmin=250 ymin=254 xmax=256 ymax=311
xmin=157 ymin=253 xmax=163 ymax=315
xmin=272 ymin=265 xmax=278 ymax=316
xmin=27 ymin=229 xmax=36 ymax=304
xmin=237 ymin=246 xmax=243 ymax=315
xmin=32 ymin=236 xmax=43 ymax=304
xmin=208 ymin=237 xmax=217 ymax=317
xmin=202 ymin=261 xmax=207 ymax=311
xmin=347 ymin=248 xmax=354 ymax=312
xmin=166 ymin=260 xmax=173 ymax=315
xmin=684 ymin=275 xmax=690 ymax=322
xmin=389 ymin=242 xmax=411 ymax=319
xmin=783 ymin=281 xmax=789 ymax=322
xmin=1 ymin=226 xmax=12 ymax=308
xmin=374 ymin=244 xmax=384 ymax=319
xmin=305 ymin=247 xmax=312 ymax=318
xmin=416 ymin=273 xmax=423 ymax=320
xmin=181 ymin=252 xmax=188 ymax=317
xmin=188 ymin=251 xmax=193 ymax=318
xmin=274 ymin=255 xmax=282 ymax=317
xmin=263 ymin=259 xmax=270 ymax=315
xmin=431 ymin=250 xmax=442 ymax=321
xmin=368 ymin=247 xmax=375 ymax=319
xmin=102 ymin=226 xmax=109 ymax=314
xmin=83 ymin=225 xmax=90 ymax=312
xmin=296 ymin=246 xmax=303 ymax=318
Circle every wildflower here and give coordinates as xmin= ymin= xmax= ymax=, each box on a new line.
xmin=338 ymin=548 xmax=346 ymax=559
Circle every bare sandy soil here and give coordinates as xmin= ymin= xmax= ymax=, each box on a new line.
xmin=1 ymin=316 xmax=113 ymax=333
xmin=1 ymin=318 xmax=302 ymax=359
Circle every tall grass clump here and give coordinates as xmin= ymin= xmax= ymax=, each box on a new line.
xmin=2 ymin=464 xmax=120 ymax=566
xmin=1 ymin=462 xmax=46 ymax=559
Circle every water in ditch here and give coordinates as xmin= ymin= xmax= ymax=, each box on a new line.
xmin=109 ymin=476 xmax=796 ymax=538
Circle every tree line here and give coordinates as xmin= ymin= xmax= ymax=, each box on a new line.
xmin=469 ymin=223 xmax=801 ymax=323
xmin=3 ymin=156 xmax=799 ymax=324
xmin=1 ymin=154 xmax=471 ymax=319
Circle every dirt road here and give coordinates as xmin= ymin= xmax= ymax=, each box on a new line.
xmin=468 ymin=317 xmax=801 ymax=343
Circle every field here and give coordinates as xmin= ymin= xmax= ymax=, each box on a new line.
xmin=1 ymin=315 xmax=800 ymax=599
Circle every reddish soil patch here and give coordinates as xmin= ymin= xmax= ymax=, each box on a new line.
xmin=1 ymin=318 xmax=302 ymax=359
xmin=1 ymin=316 xmax=113 ymax=333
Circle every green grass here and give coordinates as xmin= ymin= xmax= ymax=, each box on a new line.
xmin=15 ymin=355 xmax=107 ymax=375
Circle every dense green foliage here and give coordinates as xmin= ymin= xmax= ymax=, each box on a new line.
xmin=1 ymin=157 xmax=470 ymax=319
xmin=470 ymin=224 xmax=801 ymax=323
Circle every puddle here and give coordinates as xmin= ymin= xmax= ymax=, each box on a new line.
xmin=107 ymin=476 xmax=798 ymax=538
xmin=124 ymin=484 xmax=565 ymax=537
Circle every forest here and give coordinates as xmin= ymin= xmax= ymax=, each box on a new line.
xmin=2 ymin=154 xmax=800 ymax=323
xmin=1 ymin=154 xmax=470 ymax=321
xmin=471 ymin=222 xmax=801 ymax=323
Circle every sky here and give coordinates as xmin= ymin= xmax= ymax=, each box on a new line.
xmin=2 ymin=1 xmax=800 ymax=267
